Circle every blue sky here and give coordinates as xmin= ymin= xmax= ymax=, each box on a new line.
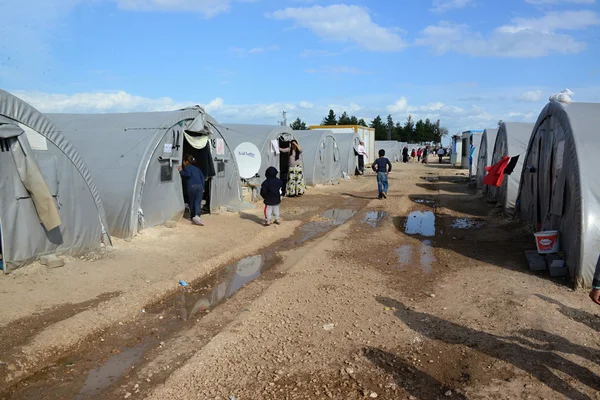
xmin=1 ymin=0 xmax=599 ymax=135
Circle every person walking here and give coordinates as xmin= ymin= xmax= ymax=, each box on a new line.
xmin=422 ymin=147 xmax=429 ymax=164
xmin=372 ymin=149 xmax=392 ymax=199
xmin=402 ymin=146 xmax=409 ymax=163
xmin=178 ymin=154 xmax=206 ymax=226
xmin=437 ymin=147 xmax=444 ymax=163
xmin=260 ymin=166 xmax=284 ymax=226
xmin=417 ymin=148 xmax=423 ymax=163
xmin=410 ymin=148 xmax=416 ymax=162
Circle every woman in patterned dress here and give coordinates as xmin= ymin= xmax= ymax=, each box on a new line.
xmin=280 ymin=140 xmax=305 ymax=197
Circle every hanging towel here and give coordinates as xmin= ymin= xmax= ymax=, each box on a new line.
xmin=504 ymin=155 xmax=520 ymax=175
xmin=483 ymin=156 xmax=510 ymax=187
xmin=271 ymin=139 xmax=280 ymax=155
xmin=184 ymin=131 xmax=209 ymax=149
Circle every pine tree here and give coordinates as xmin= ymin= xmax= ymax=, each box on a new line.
xmin=322 ymin=109 xmax=338 ymax=126
xmin=290 ymin=118 xmax=308 ymax=130
xmin=338 ymin=111 xmax=352 ymax=125
xmin=386 ymin=114 xmax=394 ymax=141
xmin=404 ymin=115 xmax=415 ymax=142
xmin=357 ymin=118 xmax=368 ymax=127
xmin=370 ymin=115 xmax=387 ymax=140
xmin=349 ymin=116 xmax=359 ymax=125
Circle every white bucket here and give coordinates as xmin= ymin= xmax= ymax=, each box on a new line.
xmin=534 ymin=230 xmax=560 ymax=254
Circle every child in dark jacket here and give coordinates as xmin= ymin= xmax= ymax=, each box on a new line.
xmin=178 ymin=154 xmax=206 ymax=226
xmin=260 ymin=166 xmax=283 ymax=226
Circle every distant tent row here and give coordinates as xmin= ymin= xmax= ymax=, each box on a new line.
xmin=375 ymin=141 xmax=401 ymax=162
xmin=0 ymin=90 xmax=376 ymax=271
xmin=475 ymin=100 xmax=600 ymax=288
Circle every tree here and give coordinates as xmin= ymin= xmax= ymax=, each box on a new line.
xmin=370 ymin=115 xmax=387 ymax=140
xmin=415 ymin=119 xmax=426 ymax=143
xmin=350 ymin=116 xmax=359 ymax=125
xmin=386 ymin=115 xmax=394 ymax=141
xmin=357 ymin=118 xmax=368 ymax=127
xmin=404 ymin=115 xmax=415 ymax=142
xmin=322 ymin=109 xmax=337 ymax=126
xmin=290 ymin=117 xmax=307 ymax=130
xmin=338 ymin=111 xmax=352 ymax=125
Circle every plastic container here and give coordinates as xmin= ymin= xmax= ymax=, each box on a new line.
xmin=534 ymin=231 xmax=560 ymax=254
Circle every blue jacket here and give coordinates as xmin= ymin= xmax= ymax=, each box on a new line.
xmin=180 ymin=164 xmax=205 ymax=187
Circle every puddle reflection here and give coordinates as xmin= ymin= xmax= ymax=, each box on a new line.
xmin=363 ymin=211 xmax=389 ymax=227
xmin=396 ymin=240 xmax=435 ymax=273
xmin=299 ymin=209 xmax=357 ymax=242
xmin=451 ymin=218 xmax=484 ymax=229
xmin=405 ymin=211 xmax=436 ymax=237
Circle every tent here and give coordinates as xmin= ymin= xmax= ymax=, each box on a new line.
xmin=219 ymin=124 xmax=294 ymax=180
xmin=516 ymin=102 xmax=600 ymax=287
xmin=476 ymin=128 xmax=498 ymax=191
xmin=488 ymin=122 xmax=533 ymax=214
xmin=0 ymin=89 xmax=110 ymax=271
xmin=48 ymin=109 xmax=241 ymax=240
xmin=375 ymin=141 xmax=400 ymax=162
xmin=293 ymin=130 xmax=342 ymax=186
xmin=331 ymin=131 xmax=361 ymax=177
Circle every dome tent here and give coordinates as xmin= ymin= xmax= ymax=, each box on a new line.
xmin=375 ymin=141 xmax=401 ymax=162
xmin=476 ymin=128 xmax=498 ymax=191
xmin=0 ymin=89 xmax=110 ymax=272
xmin=48 ymin=109 xmax=242 ymax=240
xmin=488 ymin=122 xmax=533 ymax=214
xmin=331 ymin=131 xmax=361 ymax=177
xmin=516 ymin=102 xmax=600 ymax=288
xmin=293 ymin=130 xmax=342 ymax=186
xmin=218 ymin=124 xmax=295 ymax=179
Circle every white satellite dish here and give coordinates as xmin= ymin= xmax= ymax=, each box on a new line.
xmin=234 ymin=142 xmax=262 ymax=179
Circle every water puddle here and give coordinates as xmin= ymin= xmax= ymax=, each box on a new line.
xmin=395 ymin=240 xmax=435 ymax=273
xmin=363 ymin=211 xmax=389 ymax=227
xmin=299 ymin=209 xmax=357 ymax=242
xmin=405 ymin=211 xmax=436 ymax=237
xmin=75 ymin=343 xmax=148 ymax=400
xmin=451 ymin=218 xmax=484 ymax=229
xmin=414 ymin=198 xmax=435 ymax=205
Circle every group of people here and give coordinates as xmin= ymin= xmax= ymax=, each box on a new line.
xmin=400 ymin=146 xmax=430 ymax=164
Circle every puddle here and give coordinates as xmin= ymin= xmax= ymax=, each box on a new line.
xmin=299 ymin=209 xmax=357 ymax=242
xmin=451 ymin=218 xmax=484 ymax=229
xmin=363 ymin=211 xmax=389 ymax=227
xmin=75 ymin=343 xmax=148 ymax=400
xmin=395 ymin=240 xmax=435 ymax=273
xmin=405 ymin=211 xmax=436 ymax=237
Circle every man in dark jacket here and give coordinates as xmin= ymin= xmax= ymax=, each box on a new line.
xmin=260 ymin=166 xmax=283 ymax=226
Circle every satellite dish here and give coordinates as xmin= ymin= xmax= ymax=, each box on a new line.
xmin=234 ymin=142 xmax=262 ymax=179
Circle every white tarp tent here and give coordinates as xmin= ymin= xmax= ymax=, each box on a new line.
xmin=476 ymin=128 xmax=498 ymax=191
xmin=219 ymin=124 xmax=294 ymax=180
xmin=48 ymin=109 xmax=242 ymax=239
xmin=489 ymin=122 xmax=533 ymax=214
xmin=0 ymin=89 xmax=110 ymax=271
xmin=517 ymin=102 xmax=600 ymax=288
xmin=293 ymin=130 xmax=342 ymax=186
xmin=331 ymin=131 xmax=361 ymax=177
xmin=376 ymin=141 xmax=400 ymax=162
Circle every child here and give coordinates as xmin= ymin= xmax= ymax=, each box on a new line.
xmin=178 ymin=154 xmax=205 ymax=226
xmin=260 ymin=166 xmax=284 ymax=226
xmin=372 ymin=149 xmax=392 ymax=199
xmin=410 ymin=148 xmax=416 ymax=162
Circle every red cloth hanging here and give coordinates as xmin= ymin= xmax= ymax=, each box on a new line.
xmin=483 ymin=156 xmax=510 ymax=187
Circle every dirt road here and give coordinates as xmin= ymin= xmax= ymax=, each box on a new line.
xmin=2 ymin=162 xmax=599 ymax=400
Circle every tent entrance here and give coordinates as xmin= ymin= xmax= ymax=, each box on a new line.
xmin=182 ymin=135 xmax=216 ymax=215
xmin=279 ymin=137 xmax=291 ymax=191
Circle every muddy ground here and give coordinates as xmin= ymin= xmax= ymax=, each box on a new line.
xmin=1 ymin=162 xmax=599 ymax=400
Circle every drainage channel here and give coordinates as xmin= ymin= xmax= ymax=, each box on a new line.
xmin=2 ymin=203 xmax=366 ymax=400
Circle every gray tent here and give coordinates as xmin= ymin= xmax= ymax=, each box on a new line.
xmin=476 ymin=128 xmax=498 ymax=191
xmin=489 ymin=122 xmax=533 ymax=214
xmin=219 ymin=124 xmax=294 ymax=180
xmin=376 ymin=141 xmax=400 ymax=162
xmin=0 ymin=89 xmax=110 ymax=271
xmin=48 ymin=109 xmax=242 ymax=240
xmin=517 ymin=102 xmax=600 ymax=287
xmin=331 ymin=131 xmax=361 ymax=177
xmin=293 ymin=130 xmax=342 ymax=186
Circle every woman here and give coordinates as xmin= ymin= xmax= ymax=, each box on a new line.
xmin=410 ymin=148 xmax=416 ymax=162
xmin=178 ymin=154 xmax=205 ymax=226
xmin=422 ymin=147 xmax=429 ymax=164
xmin=356 ymin=140 xmax=369 ymax=175
xmin=417 ymin=148 xmax=423 ymax=162
xmin=402 ymin=146 xmax=409 ymax=163
xmin=280 ymin=140 xmax=305 ymax=197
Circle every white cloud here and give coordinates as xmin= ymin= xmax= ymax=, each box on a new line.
xmin=430 ymin=0 xmax=473 ymax=13
xmin=526 ymin=0 xmax=595 ymax=4
xmin=268 ymin=5 xmax=406 ymax=52
xmin=230 ymin=45 xmax=280 ymax=56
xmin=417 ymin=10 xmax=600 ymax=57
xmin=516 ymin=89 xmax=544 ymax=102
xmin=299 ymin=101 xmax=315 ymax=109
xmin=113 ymin=0 xmax=229 ymax=17
xmin=387 ymin=97 xmax=409 ymax=113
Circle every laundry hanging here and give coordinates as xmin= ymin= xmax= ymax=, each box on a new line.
xmin=483 ymin=156 xmax=510 ymax=187
xmin=504 ymin=155 xmax=520 ymax=175
xmin=183 ymin=131 xmax=209 ymax=149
